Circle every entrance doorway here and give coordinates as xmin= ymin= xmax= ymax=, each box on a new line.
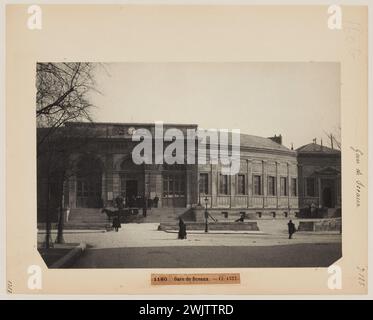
xmin=76 ymin=155 xmax=102 ymax=208
xmin=322 ymin=187 xmax=334 ymax=208
xmin=162 ymin=173 xmax=186 ymax=207
xmin=126 ymin=180 xmax=138 ymax=207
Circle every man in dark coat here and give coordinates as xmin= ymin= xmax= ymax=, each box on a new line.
xmin=112 ymin=211 xmax=121 ymax=232
xmin=115 ymin=194 xmax=124 ymax=210
xmin=288 ymin=220 xmax=296 ymax=239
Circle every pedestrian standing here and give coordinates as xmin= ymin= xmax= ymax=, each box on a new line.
xmin=287 ymin=220 xmax=296 ymax=239
xmin=112 ymin=211 xmax=121 ymax=232
xmin=178 ymin=218 xmax=187 ymax=239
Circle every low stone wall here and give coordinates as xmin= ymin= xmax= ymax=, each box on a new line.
xmin=193 ymin=208 xmax=297 ymax=222
xmin=159 ymin=221 xmax=259 ymax=231
xmin=298 ymin=218 xmax=342 ymax=232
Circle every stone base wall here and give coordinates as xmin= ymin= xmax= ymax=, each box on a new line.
xmin=193 ymin=208 xmax=298 ymax=222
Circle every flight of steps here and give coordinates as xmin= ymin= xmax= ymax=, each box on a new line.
xmin=64 ymin=208 xmax=112 ymax=230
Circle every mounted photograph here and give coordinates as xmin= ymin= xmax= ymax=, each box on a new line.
xmin=36 ymin=62 xmax=342 ymax=269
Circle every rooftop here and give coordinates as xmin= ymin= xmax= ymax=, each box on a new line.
xmin=296 ymin=143 xmax=340 ymax=154
xmin=40 ymin=121 xmax=295 ymax=154
xmin=239 ymin=133 xmax=291 ymax=152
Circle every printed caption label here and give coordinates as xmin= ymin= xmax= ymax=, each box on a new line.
xmin=151 ymin=273 xmax=240 ymax=285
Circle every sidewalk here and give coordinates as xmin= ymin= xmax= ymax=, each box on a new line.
xmin=38 ymin=242 xmax=86 ymax=268
xmin=37 ymin=223 xmax=341 ymax=249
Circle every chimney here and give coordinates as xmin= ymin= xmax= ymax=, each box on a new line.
xmin=268 ymin=134 xmax=282 ymax=145
xmin=320 ymin=138 xmax=323 ymax=150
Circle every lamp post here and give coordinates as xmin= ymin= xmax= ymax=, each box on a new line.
xmin=204 ymin=196 xmax=209 ymax=233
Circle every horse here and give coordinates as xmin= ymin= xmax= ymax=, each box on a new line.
xmin=101 ymin=208 xmax=117 ymax=221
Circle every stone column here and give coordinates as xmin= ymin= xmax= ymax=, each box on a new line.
xmin=275 ymin=161 xmax=279 ymax=209
xmin=297 ymin=164 xmax=303 ymax=208
xmin=154 ymin=166 xmax=163 ymax=207
xmin=105 ymin=154 xmax=114 ymax=206
xmin=185 ymin=164 xmax=199 ymax=206
xmin=287 ymin=162 xmax=291 ymax=210
xmin=230 ymin=172 xmax=235 ymax=208
xmin=101 ymin=172 xmax=107 ymax=204
xmin=246 ymin=159 xmax=251 ymax=208
xmin=211 ymin=163 xmax=216 ymax=208
xmin=191 ymin=165 xmax=198 ymax=206
xmin=262 ymin=160 xmax=267 ymax=208
xmin=318 ymin=177 xmax=322 ymax=207
xmin=144 ymin=168 xmax=151 ymax=199
xmin=113 ymin=173 xmax=120 ymax=199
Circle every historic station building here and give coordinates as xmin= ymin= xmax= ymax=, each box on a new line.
xmin=37 ymin=122 xmax=341 ymax=221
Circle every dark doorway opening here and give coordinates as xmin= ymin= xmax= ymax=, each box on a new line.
xmin=126 ymin=180 xmax=138 ymax=207
xmin=322 ymin=187 xmax=334 ymax=208
xmin=76 ymin=155 xmax=102 ymax=208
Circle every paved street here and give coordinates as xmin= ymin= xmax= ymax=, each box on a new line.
xmin=38 ymin=223 xmax=342 ymax=268
xmin=71 ymin=243 xmax=341 ymax=268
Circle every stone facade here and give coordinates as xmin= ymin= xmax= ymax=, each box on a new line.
xmin=296 ymin=143 xmax=341 ymax=213
xmin=37 ymin=122 xmax=341 ymax=221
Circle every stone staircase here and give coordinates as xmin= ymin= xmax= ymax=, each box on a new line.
xmin=63 ymin=207 xmax=192 ymax=229
xmin=64 ymin=208 xmax=112 ymax=230
xmin=326 ymin=208 xmax=341 ymax=218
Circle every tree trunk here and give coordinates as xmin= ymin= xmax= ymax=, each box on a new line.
xmin=45 ymin=174 xmax=52 ymax=249
xmin=55 ymin=205 xmax=65 ymax=244
xmin=56 ymin=175 xmax=66 ymax=244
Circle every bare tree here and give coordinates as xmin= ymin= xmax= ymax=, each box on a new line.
xmin=36 ymin=62 xmax=99 ymax=248
xmin=36 ymin=62 xmax=98 ymax=152
xmin=324 ymin=126 xmax=341 ymax=150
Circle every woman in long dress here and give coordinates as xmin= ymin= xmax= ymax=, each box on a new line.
xmin=178 ymin=218 xmax=187 ymax=239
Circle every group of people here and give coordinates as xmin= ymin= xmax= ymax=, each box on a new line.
xmin=111 ymin=194 xmax=151 ymax=232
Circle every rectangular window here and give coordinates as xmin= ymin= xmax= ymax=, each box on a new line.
xmin=199 ymin=173 xmax=209 ymax=194
xmin=237 ymin=174 xmax=246 ymax=195
xmin=77 ymin=181 xmax=83 ymax=197
xmin=163 ymin=174 xmax=185 ymax=198
xmin=280 ymin=177 xmax=288 ymax=196
xmin=268 ymin=176 xmax=276 ymax=196
xmin=291 ymin=178 xmax=297 ymax=196
xmin=253 ymin=175 xmax=262 ymax=195
xmin=219 ymin=174 xmax=229 ymax=195
xmin=306 ymin=178 xmax=315 ymax=197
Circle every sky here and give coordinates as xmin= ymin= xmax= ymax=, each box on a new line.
xmin=88 ymin=62 xmax=340 ymax=149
